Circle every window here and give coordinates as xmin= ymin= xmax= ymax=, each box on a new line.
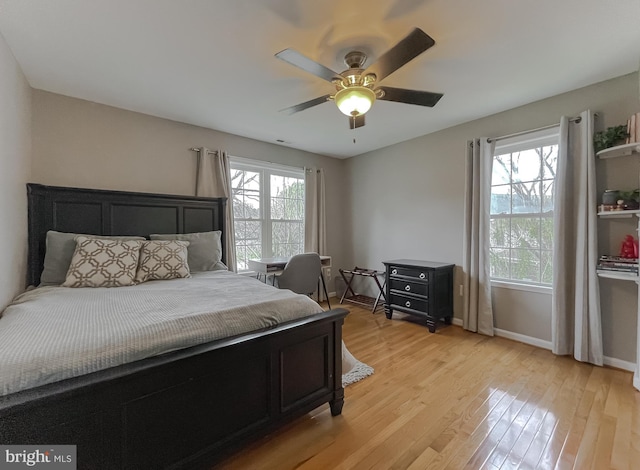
xmin=230 ymin=157 xmax=305 ymax=271
xmin=489 ymin=128 xmax=559 ymax=286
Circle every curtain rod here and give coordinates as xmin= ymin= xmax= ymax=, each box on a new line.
xmin=193 ymin=151 xmax=311 ymax=173
xmin=189 ymin=147 xmax=215 ymax=154
xmin=487 ymin=113 xmax=598 ymax=143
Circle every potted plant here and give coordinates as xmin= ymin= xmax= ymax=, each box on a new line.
xmin=593 ymin=125 xmax=629 ymax=153
xmin=618 ymin=189 xmax=640 ymax=210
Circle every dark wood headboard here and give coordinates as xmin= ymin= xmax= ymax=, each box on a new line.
xmin=27 ymin=183 xmax=227 ymax=286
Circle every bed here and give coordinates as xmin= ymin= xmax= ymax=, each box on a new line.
xmin=0 ymin=183 xmax=348 ymax=469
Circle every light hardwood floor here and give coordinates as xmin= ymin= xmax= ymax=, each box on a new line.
xmin=217 ymin=303 xmax=640 ymax=469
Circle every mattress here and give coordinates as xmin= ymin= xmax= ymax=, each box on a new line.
xmin=0 ymin=271 xmax=323 ymax=396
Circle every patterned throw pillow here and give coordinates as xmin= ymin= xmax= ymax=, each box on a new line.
xmin=40 ymin=231 xmax=146 ymax=286
xmin=62 ymin=237 xmax=143 ymax=288
xmin=149 ymin=231 xmax=224 ymax=272
xmin=135 ymin=240 xmax=191 ymax=283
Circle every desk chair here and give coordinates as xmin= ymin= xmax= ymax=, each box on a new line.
xmin=274 ymin=253 xmax=331 ymax=309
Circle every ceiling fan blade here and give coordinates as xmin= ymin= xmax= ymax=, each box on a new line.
xmin=349 ymin=114 xmax=365 ymax=130
xmin=363 ymin=28 xmax=435 ymax=83
xmin=377 ymin=86 xmax=443 ymax=107
xmin=279 ymin=94 xmax=331 ymax=115
xmin=275 ymin=48 xmax=341 ymax=83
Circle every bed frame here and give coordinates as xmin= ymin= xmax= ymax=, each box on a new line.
xmin=0 ymin=183 xmax=348 ymax=469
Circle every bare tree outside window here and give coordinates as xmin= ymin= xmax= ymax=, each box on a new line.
xmin=231 ymin=168 xmax=262 ymax=271
xmin=490 ymin=144 xmax=558 ymax=286
xmin=270 ymin=176 xmax=304 ymax=258
xmin=231 ymin=162 xmax=305 ymax=271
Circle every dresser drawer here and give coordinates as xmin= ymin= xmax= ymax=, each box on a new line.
xmin=388 ymin=265 xmax=429 ymax=280
xmin=389 ymin=294 xmax=429 ymax=314
xmin=389 ymin=278 xmax=428 ymax=297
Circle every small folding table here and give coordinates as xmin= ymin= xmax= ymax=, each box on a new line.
xmin=338 ymin=267 xmax=386 ymax=313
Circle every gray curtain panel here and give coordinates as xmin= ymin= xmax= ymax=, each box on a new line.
xmin=304 ymin=167 xmax=327 ymax=255
xmin=304 ymin=167 xmax=327 ymax=300
xmin=195 ymin=147 xmax=237 ymax=272
xmin=462 ymin=138 xmax=495 ymax=336
xmin=552 ymin=111 xmax=603 ymax=366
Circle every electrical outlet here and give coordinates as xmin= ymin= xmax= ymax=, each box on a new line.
xmin=325 ymin=268 xmax=331 ymax=279
xmin=459 ymin=284 xmax=464 ymax=297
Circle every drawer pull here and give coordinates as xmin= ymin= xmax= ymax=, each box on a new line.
xmin=391 ymin=268 xmax=398 ymax=275
xmin=405 ymin=301 xmax=411 ymax=308
xmin=419 ymin=272 xmax=426 ymax=279
xmin=405 ymin=285 xmax=411 ymax=292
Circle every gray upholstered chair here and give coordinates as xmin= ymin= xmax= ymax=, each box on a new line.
xmin=274 ymin=253 xmax=331 ymax=308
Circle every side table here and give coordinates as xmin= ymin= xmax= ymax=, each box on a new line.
xmin=383 ymin=259 xmax=454 ymax=332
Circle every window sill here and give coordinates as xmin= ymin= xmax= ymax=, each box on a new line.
xmin=491 ymin=280 xmax=552 ymax=295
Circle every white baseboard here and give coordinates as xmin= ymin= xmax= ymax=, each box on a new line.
xmin=493 ymin=328 xmax=553 ymax=351
xmin=398 ymin=317 xmax=636 ymax=374
xmin=456 ymin=322 xmax=636 ymax=373
xmin=603 ymin=356 xmax=635 ymax=372
xmin=492 ymin=329 xmax=636 ymax=372
xmin=451 ymin=319 xmax=553 ymax=351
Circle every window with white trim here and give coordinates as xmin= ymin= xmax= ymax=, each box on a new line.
xmin=490 ymin=128 xmax=559 ymax=286
xmin=230 ymin=157 xmax=305 ymax=272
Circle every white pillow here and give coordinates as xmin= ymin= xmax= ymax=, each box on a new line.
xmin=135 ymin=240 xmax=191 ymax=283
xmin=62 ymin=237 xmax=143 ymax=288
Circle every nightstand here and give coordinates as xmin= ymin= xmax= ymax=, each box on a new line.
xmin=383 ymin=259 xmax=454 ymax=333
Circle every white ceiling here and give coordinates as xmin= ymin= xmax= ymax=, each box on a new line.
xmin=1 ymin=0 xmax=639 ymax=159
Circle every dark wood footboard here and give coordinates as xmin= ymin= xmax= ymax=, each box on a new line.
xmin=0 ymin=308 xmax=348 ymax=469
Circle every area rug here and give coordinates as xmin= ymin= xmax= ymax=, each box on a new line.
xmin=342 ymin=341 xmax=374 ymax=387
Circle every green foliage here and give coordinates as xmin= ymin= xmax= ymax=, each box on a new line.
xmin=618 ymin=189 xmax=640 ymax=202
xmin=593 ymin=125 xmax=629 ymax=153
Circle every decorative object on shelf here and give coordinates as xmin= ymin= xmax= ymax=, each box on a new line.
xmin=602 ymin=189 xmax=620 ymax=205
xmin=619 ymin=189 xmax=640 ymax=210
xmin=599 ymin=189 xmax=640 ymax=211
xmin=625 ymin=112 xmax=640 ymax=144
xmin=593 ymin=125 xmax=629 ymax=153
xmin=619 ymin=235 xmax=639 ymax=259
xmin=597 ymin=255 xmax=639 ymax=274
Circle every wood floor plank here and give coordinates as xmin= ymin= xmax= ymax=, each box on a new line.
xmin=216 ymin=303 xmax=640 ymax=470
xmin=571 ymin=368 xmax=611 ymax=469
xmin=500 ymin=356 xmax=566 ymax=468
xmin=608 ymin=373 xmax=631 ymax=470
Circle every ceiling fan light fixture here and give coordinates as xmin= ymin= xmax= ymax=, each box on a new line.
xmin=334 ymin=86 xmax=376 ymax=117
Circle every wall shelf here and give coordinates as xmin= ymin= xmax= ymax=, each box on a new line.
xmin=597 ymin=209 xmax=640 ymax=218
xmin=596 ymin=138 xmax=640 ymax=391
xmin=596 ymin=142 xmax=640 ymax=159
xmin=597 ymin=270 xmax=639 ymax=282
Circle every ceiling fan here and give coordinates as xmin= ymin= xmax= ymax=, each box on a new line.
xmin=275 ymin=27 xmax=443 ymax=129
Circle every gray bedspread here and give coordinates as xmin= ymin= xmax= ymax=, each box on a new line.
xmin=0 ymin=271 xmax=323 ymax=396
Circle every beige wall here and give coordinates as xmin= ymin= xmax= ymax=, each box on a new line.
xmin=0 ymin=32 xmax=31 ymax=310
xmin=31 ymin=90 xmax=348 ymax=290
xmin=24 ymin=72 xmax=640 ymax=364
xmin=346 ymin=73 xmax=639 ymax=363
